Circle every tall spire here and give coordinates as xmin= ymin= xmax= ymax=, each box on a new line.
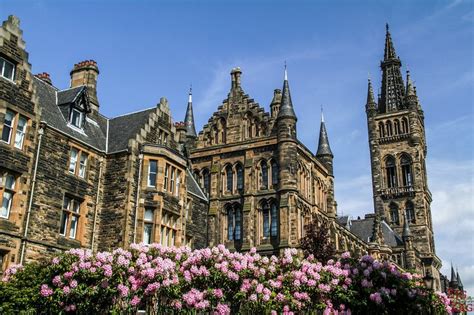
xmin=384 ymin=23 xmax=398 ymax=61
xmin=277 ymin=63 xmax=297 ymax=120
xmin=316 ymin=108 xmax=333 ymax=157
xmin=366 ymin=78 xmax=377 ymax=108
xmin=450 ymin=264 xmax=458 ymax=284
xmin=379 ymin=24 xmax=405 ymax=113
xmin=405 ymin=70 xmax=416 ymax=96
xmin=456 ymin=269 xmax=464 ymax=288
xmin=184 ymin=86 xmax=197 ymax=137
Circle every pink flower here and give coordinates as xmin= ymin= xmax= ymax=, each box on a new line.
xmin=52 ymin=257 xmax=60 ymax=265
xmin=213 ymin=288 xmax=224 ymax=299
xmin=117 ymin=284 xmax=129 ymax=297
xmin=130 ymin=295 xmax=141 ymax=306
xmin=341 ymin=252 xmax=351 ymax=259
xmin=249 ymin=294 xmax=258 ymax=302
xmin=69 ymin=280 xmax=78 ymax=288
xmin=370 ymin=292 xmax=383 ymax=304
xmin=62 ymin=286 xmax=70 ymax=295
xmin=214 ymin=303 xmax=231 ymax=315
xmin=40 ymin=284 xmax=53 ymax=297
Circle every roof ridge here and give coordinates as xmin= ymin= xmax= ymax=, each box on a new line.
xmin=32 ymin=76 xmax=60 ymax=91
xmin=110 ymin=106 xmax=157 ymax=120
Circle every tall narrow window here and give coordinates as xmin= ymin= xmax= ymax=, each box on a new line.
xmin=160 ymin=211 xmax=178 ymax=246
xmin=385 ymin=156 xmax=397 ymax=188
xmin=386 ymin=121 xmax=393 ymax=136
xmin=176 ymin=170 xmax=181 ymax=197
xmin=271 ymin=161 xmax=279 ymax=186
xmin=14 ymin=116 xmax=27 ymax=149
xmin=78 ymin=153 xmax=88 ymax=178
xmin=390 ymin=203 xmax=399 ymax=225
xmin=69 ymin=148 xmax=79 ymax=174
xmin=394 ymin=119 xmax=401 ymax=135
xmin=60 ymin=196 xmax=81 ymax=239
xmin=236 ymin=164 xmax=244 ymax=191
xmin=270 ymin=202 xmax=278 ymax=237
xmin=401 ymin=118 xmax=409 ymax=134
xmin=401 ymin=155 xmax=413 ymax=187
xmin=227 ymin=204 xmax=242 ymax=241
xmin=1 ymin=174 xmax=15 ymax=219
xmin=1 ymin=110 xmax=14 ymax=144
xmin=405 ymin=202 xmax=415 ymax=223
xmin=378 ymin=122 xmax=385 ymax=138
xmin=227 ymin=206 xmax=234 ymax=241
xmin=219 ymin=118 xmax=226 ymax=144
xmin=226 ymin=165 xmax=233 ymax=192
xmin=202 ymin=169 xmax=210 ymax=195
xmin=164 ymin=165 xmax=169 ymax=191
xmin=170 ymin=167 xmax=175 ymax=194
xmin=0 ymin=57 xmax=15 ymax=81
xmin=148 ymin=160 xmax=157 ymax=187
xmin=143 ymin=208 xmax=154 ymax=245
xmin=262 ymin=203 xmax=270 ymax=238
xmin=261 ymin=161 xmax=268 ymax=189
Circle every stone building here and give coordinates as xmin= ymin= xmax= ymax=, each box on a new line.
xmin=0 ymin=15 xmax=448 ymax=289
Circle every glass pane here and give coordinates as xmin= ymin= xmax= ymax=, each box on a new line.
xmin=261 ymin=163 xmax=268 ymax=188
xmin=1 ymin=191 xmax=13 ymax=218
xmin=149 ymin=160 xmax=157 ymax=173
xmin=59 ymin=212 xmax=68 ymax=235
xmin=272 ymin=162 xmax=278 ymax=185
xmin=71 ymin=109 xmax=82 ymax=127
xmin=144 ymin=208 xmax=154 ymax=221
xmin=69 ymin=215 xmax=78 ymax=238
xmin=226 ymin=166 xmax=233 ymax=191
xmin=2 ymin=111 xmax=14 ymax=143
xmin=144 ymin=223 xmax=153 ymax=244
xmin=5 ymin=174 xmax=15 ymax=190
xmin=72 ymin=200 xmax=80 ymax=213
xmin=263 ymin=207 xmax=270 ymax=238
xmin=3 ymin=60 xmax=14 ymax=80
xmin=69 ymin=149 xmax=78 ymax=173
xmin=237 ymin=166 xmax=243 ymax=190
xmin=234 ymin=209 xmax=241 ymax=241
xmin=271 ymin=203 xmax=278 ymax=237
xmin=227 ymin=208 xmax=234 ymax=240
xmin=14 ymin=116 xmax=27 ymax=149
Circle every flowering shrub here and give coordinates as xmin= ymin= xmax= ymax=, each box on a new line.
xmin=1 ymin=244 xmax=451 ymax=314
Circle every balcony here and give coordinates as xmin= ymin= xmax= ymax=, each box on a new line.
xmin=380 ymin=186 xmax=415 ymax=199
xmin=378 ymin=133 xmax=410 ymax=144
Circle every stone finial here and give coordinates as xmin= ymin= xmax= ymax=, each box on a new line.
xmin=230 ymin=67 xmax=242 ymax=89
xmin=7 ymin=15 xmax=20 ymax=27
xmin=34 ymin=72 xmax=52 ymax=85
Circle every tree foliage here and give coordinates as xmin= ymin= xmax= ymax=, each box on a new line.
xmin=299 ymin=215 xmax=336 ymax=263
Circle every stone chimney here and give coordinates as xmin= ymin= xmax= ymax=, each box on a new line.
xmin=70 ymin=60 xmax=100 ymax=113
xmin=34 ymin=72 xmax=52 ymax=85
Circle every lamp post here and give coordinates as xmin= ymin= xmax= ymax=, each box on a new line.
xmin=423 ymin=270 xmax=434 ymax=315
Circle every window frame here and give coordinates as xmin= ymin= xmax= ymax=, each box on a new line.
xmin=164 ymin=164 xmax=169 ymax=191
xmin=143 ymin=207 xmax=155 ymax=245
xmin=59 ymin=196 xmax=81 ymax=240
xmin=261 ymin=161 xmax=268 ymax=190
xmin=226 ymin=204 xmax=242 ymax=241
xmin=14 ymin=115 xmax=27 ymax=149
xmin=0 ymin=57 xmax=15 ymax=81
xmin=2 ymin=110 xmax=29 ymax=150
xmin=147 ymin=160 xmax=158 ymax=188
xmin=0 ymin=173 xmax=16 ymax=219
xmin=69 ymin=108 xmax=84 ymax=129
xmin=160 ymin=211 xmax=179 ymax=247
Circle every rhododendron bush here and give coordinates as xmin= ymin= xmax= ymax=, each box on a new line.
xmin=0 ymin=244 xmax=451 ymax=314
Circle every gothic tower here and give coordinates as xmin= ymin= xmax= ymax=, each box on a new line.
xmin=366 ymin=25 xmax=441 ymax=284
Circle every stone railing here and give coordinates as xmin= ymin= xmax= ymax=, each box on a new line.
xmin=380 ymin=186 xmax=415 ymax=198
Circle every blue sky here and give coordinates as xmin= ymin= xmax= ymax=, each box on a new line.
xmin=2 ymin=0 xmax=473 ymax=294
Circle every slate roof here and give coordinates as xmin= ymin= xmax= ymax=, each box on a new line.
xmin=33 ymin=77 xmax=107 ymax=151
xmin=107 ymin=108 xmax=156 ymax=153
xmin=57 ymin=86 xmax=85 ymax=105
xmin=338 ymin=214 xmax=404 ymax=247
xmin=186 ymin=169 xmax=208 ymax=201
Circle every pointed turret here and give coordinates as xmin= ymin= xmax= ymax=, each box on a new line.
xmin=379 ymin=24 xmax=405 ymax=113
xmin=366 ymin=78 xmax=377 ymax=114
xmin=184 ymin=86 xmax=197 ymax=138
xmin=450 ymin=264 xmax=459 ymax=288
xmin=277 ymin=65 xmax=297 ymax=120
xmin=456 ymin=269 xmax=464 ymax=289
xmin=316 ymin=109 xmax=334 ymax=174
xmin=406 ymin=70 xmax=416 ymax=96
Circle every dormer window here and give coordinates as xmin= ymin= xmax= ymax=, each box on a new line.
xmin=70 ymin=108 xmax=83 ymax=128
xmin=0 ymin=57 xmax=15 ymax=81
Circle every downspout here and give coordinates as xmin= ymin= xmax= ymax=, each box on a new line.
xmin=90 ymin=156 xmax=104 ymax=251
xmin=20 ymin=125 xmax=45 ymax=264
xmin=132 ymin=153 xmax=144 ymax=244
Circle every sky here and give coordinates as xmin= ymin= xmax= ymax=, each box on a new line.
xmin=1 ymin=0 xmax=473 ymax=295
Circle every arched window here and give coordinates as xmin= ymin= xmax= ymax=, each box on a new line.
xmin=401 ymin=117 xmax=409 ymax=134
xmin=378 ymin=122 xmax=385 ymax=138
xmin=386 ymin=121 xmax=393 ymax=137
xmin=202 ymin=169 xmax=210 ymax=195
xmin=227 ymin=203 xmax=242 ymax=241
xmin=225 ymin=165 xmax=233 ymax=192
xmin=405 ymin=201 xmax=415 ymax=223
xmin=236 ymin=164 xmax=244 ymax=191
xmin=385 ymin=156 xmax=397 ymax=188
xmin=261 ymin=161 xmax=268 ymax=189
xmin=270 ymin=202 xmax=278 ymax=237
xmin=271 ymin=160 xmax=279 ymax=186
xmin=400 ymin=154 xmax=413 ymax=187
xmin=219 ymin=118 xmax=227 ymax=144
xmin=394 ymin=119 xmax=401 ymax=135
xmin=390 ymin=203 xmax=399 ymax=225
